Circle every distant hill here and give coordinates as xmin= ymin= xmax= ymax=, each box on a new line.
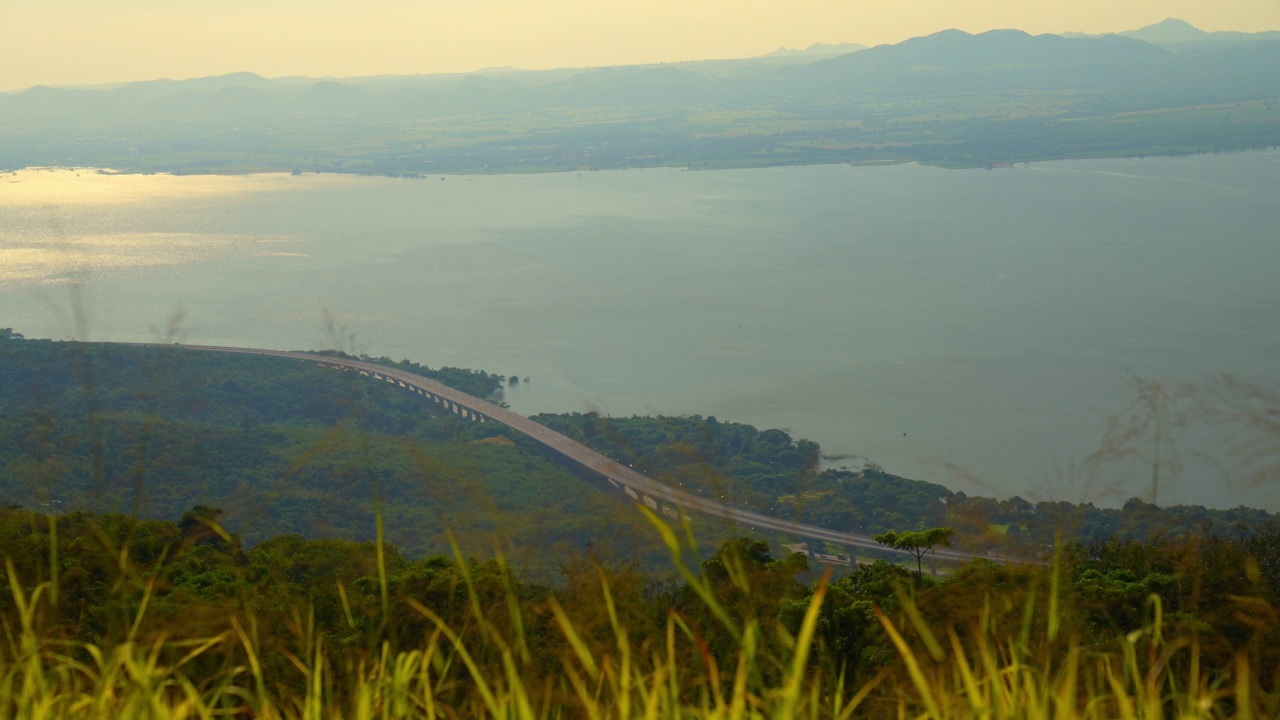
xmin=822 ymin=28 xmax=1168 ymax=72
xmin=782 ymin=27 xmax=1178 ymax=99
xmin=1119 ymin=18 xmax=1212 ymax=44
xmin=122 ymin=71 xmax=275 ymax=92
xmin=1065 ymin=18 xmax=1280 ymax=50
xmin=1 ymin=21 xmax=1278 ymax=173
xmin=762 ymin=42 xmax=866 ymax=59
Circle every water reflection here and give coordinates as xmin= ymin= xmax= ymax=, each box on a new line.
xmin=2 ymin=168 xmax=309 ymax=286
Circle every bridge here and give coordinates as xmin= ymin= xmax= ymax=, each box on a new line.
xmin=154 ymin=344 xmax=1020 ymax=566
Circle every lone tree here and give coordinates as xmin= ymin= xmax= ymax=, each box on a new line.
xmin=874 ymin=526 xmax=956 ymax=577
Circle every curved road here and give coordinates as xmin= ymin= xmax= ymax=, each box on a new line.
xmin=149 ymin=343 xmax=1022 ymax=566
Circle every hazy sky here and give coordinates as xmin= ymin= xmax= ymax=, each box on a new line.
xmin=3 ymin=0 xmax=1279 ymax=90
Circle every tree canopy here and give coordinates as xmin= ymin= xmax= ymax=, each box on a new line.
xmin=874 ymin=526 xmax=956 ymax=576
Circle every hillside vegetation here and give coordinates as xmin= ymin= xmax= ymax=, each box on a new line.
xmin=534 ymin=412 xmax=1276 ymax=555
xmin=0 ymin=334 xmax=691 ymax=564
xmin=2 ymin=332 xmax=1274 ymax=564
xmin=0 ymin=503 xmax=1279 ymax=717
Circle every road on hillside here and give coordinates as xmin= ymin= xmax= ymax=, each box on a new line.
xmin=144 ymin=343 xmax=1027 ymax=566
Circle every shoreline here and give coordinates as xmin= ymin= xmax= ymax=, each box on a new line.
xmin=6 ymin=146 xmax=1278 ymax=180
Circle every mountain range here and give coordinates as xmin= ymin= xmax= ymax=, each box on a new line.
xmin=1 ymin=19 xmax=1277 ymax=173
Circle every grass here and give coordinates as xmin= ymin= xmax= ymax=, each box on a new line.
xmin=1 ymin=509 xmax=1277 ymax=719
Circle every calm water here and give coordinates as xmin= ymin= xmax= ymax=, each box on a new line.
xmin=3 ymin=155 xmax=1279 ymax=509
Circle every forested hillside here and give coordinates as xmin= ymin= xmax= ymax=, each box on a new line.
xmin=3 ymin=332 xmax=1274 ymax=565
xmin=534 ymin=412 xmax=1276 ymax=554
xmin=0 ymin=333 xmax=681 ymax=563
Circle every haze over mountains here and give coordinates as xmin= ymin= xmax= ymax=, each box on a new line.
xmin=2 ymin=19 xmax=1277 ymax=173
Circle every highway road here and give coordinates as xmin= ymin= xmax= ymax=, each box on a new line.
xmin=148 ymin=343 xmax=1025 ymax=566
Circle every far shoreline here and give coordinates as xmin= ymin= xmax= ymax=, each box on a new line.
xmin=6 ymin=146 xmax=1277 ymax=181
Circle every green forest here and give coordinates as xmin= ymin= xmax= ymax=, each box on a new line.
xmin=533 ymin=412 xmax=1276 ymax=555
xmin=3 ymin=332 xmax=1272 ymax=565
xmin=0 ymin=334 xmax=695 ymax=565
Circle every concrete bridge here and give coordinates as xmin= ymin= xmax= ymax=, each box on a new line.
xmin=153 ymin=344 xmax=1018 ymax=566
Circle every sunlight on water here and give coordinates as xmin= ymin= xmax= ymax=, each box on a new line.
xmin=0 ymin=232 xmax=277 ymax=286
xmin=1 ymin=169 xmax=310 ymax=285
xmin=0 ymin=167 xmax=307 ymax=207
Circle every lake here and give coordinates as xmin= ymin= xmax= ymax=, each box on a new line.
xmin=2 ymin=153 xmax=1278 ymax=510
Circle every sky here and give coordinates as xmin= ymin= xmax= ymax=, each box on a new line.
xmin=3 ymin=0 xmax=1279 ymax=90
